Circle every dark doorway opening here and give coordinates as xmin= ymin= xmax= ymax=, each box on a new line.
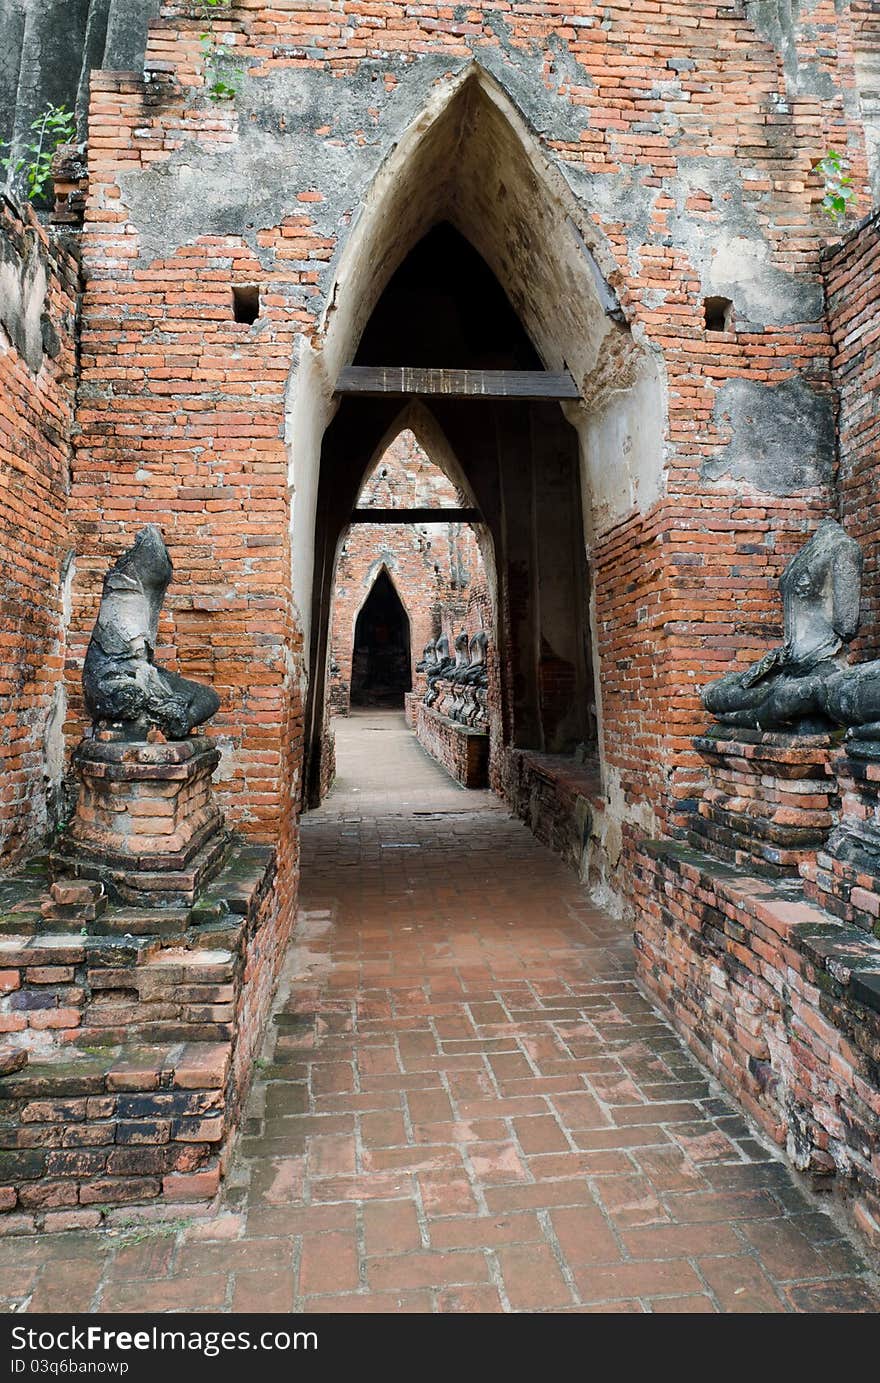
xmin=350 ymin=569 xmax=412 ymax=708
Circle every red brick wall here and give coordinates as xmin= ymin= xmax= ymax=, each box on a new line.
xmin=0 ymin=197 xmax=78 ymax=868
xmin=328 ymin=429 xmax=482 ymax=715
xmin=412 ymin=701 xmax=489 ymax=789
xmin=635 ymin=839 xmax=880 ymax=1242
xmin=823 ymin=209 xmax=880 ymax=658
xmin=64 ymin=2 xmax=871 ymax=917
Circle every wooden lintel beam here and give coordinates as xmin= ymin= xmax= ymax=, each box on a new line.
xmin=349 ymin=508 xmax=481 ymax=525
xmin=335 ymin=366 xmax=579 ymax=401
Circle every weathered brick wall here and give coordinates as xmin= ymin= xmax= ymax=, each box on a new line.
xmin=635 ymin=840 xmax=880 ymax=1245
xmin=328 ymin=429 xmax=482 ymax=715
xmin=0 ymin=196 xmax=78 ymax=868
xmin=64 ymin=1 xmax=871 ymax=918
xmin=412 ymin=701 xmax=489 ymax=789
xmin=823 ymin=209 xmax=880 ymax=658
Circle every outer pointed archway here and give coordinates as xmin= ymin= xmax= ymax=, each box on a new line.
xmin=292 ymin=65 xmax=667 ymax=811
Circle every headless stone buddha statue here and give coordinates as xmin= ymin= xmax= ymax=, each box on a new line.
xmin=415 ymin=639 xmax=437 ymax=674
xmin=702 ymin=518 xmax=863 ymax=733
xmin=83 ymin=525 xmax=221 ymax=740
xmin=462 ymin=631 xmax=489 ymax=687
xmin=453 ymin=630 xmax=470 ymax=673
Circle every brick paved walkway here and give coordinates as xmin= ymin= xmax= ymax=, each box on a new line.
xmin=3 ymin=712 xmax=879 ymax=1313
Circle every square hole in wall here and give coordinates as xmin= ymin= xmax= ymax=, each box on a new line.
xmin=704 ymin=296 xmax=733 ymax=332
xmin=233 ymin=285 xmax=261 ymax=324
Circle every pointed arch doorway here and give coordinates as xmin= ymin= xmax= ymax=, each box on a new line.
xmin=291 ymin=66 xmax=666 ymax=814
xmin=350 ymin=567 xmax=412 ymax=709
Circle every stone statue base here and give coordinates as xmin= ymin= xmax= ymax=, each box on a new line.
xmin=51 ymin=736 xmax=228 ymax=907
xmin=801 ymin=745 xmax=880 ymax=934
xmin=691 ymin=728 xmax=839 ymax=877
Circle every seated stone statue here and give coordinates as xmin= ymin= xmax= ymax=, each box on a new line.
xmin=415 ymin=640 xmax=437 ymax=674
xmin=83 ymin=525 xmax=221 ymax=740
xmin=462 ymin=631 xmax=489 ymax=686
xmin=424 ymin=634 xmax=455 ymax=708
xmin=702 ymin=518 xmax=863 ymax=733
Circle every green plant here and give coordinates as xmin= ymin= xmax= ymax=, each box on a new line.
xmin=198 ymin=0 xmax=243 ymax=103
xmin=815 ymin=148 xmax=856 ymax=227
xmin=1 ymin=103 xmax=76 ymax=205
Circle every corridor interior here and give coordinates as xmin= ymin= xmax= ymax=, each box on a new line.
xmin=5 ymin=711 xmax=878 ymax=1313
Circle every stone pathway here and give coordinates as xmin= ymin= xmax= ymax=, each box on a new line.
xmin=2 ymin=712 xmax=878 ymax=1312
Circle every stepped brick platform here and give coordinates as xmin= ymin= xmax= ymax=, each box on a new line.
xmin=413 ymin=701 xmax=489 ymax=788
xmin=0 ymin=840 xmax=285 ymax=1229
xmin=690 ymin=730 xmax=839 ymax=878
xmin=802 ymin=745 xmax=880 ymax=936
xmin=51 ymin=738 xmax=227 ymax=907
xmin=635 ymin=838 xmax=880 ymax=1249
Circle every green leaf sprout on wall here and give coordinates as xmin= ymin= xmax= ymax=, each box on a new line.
xmin=198 ymin=0 xmax=243 ymax=103
xmin=815 ymin=149 xmax=857 ymax=227
xmin=1 ymin=104 xmax=76 ymax=205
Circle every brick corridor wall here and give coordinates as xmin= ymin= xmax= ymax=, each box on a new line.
xmin=0 ymin=198 xmax=79 ymax=868
xmin=327 ymin=429 xmax=482 ymax=715
xmin=823 ymin=209 xmax=880 ymax=658
xmin=635 ymin=841 xmax=880 ymax=1240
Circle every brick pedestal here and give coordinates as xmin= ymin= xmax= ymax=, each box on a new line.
xmin=691 ymin=729 xmax=838 ymax=878
xmin=414 ymin=702 xmax=489 ymax=788
xmin=52 ymin=737 xmax=227 ymax=906
xmin=801 ymin=743 xmax=880 ymax=936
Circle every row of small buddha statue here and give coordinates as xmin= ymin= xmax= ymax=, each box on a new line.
xmin=416 ymin=630 xmax=490 ymax=730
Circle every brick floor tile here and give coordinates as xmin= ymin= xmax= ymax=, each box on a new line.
xmin=413 ymin=1118 xmax=507 ymax=1145
xmin=232 ymin=1269 xmax=295 ymax=1313
xmin=573 ymin=1259 xmax=703 ymax=1304
xmin=696 ymin=1256 xmax=786 ymax=1312
xmin=99 ymin=1274 xmax=228 ymax=1313
xmin=550 ymin=1092 xmax=610 ymax=1129
xmin=418 ymin=1172 xmax=480 ymax=1216
xmin=593 ymin=1175 xmax=669 ymax=1227
xmin=466 ymin=1143 xmax=530 ymax=1184
xmin=28 ymin=1262 xmax=104 ymax=1313
xmin=363 ymin=1200 xmax=423 ymax=1255
xmin=0 ymin=1269 xmax=38 ymax=1307
xmin=245 ymin=1203 xmax=357 ymax=1238
xmin=436 ymin=1284 xmax=505 ymax=1312
xmin=299 ymin=1232 xmax=360 ymax=1295
xmin=359 ymin=1111 xmax=409 ymax=1148
xmin=738 ymin=1217 xmax=835 ymax=1281
xmin=550 ymin=1205 xmax=622 ymax=1266
xmin=785 ymin=1279 xmax=879 ymax=1312
xmin=429 ymin=1213 xmax=544 ymax=1249
xmin=366 ymin=1250 xmax=490 ymax=1290
xmin=495 ymin=1243 xmax=573 ymax=1309
xmin=663 ymin=1190 xmax=781 ymax=1223
xmin=483 ymin=1179 xmax=597 ymax=1213
xmin=513 ymin=1115 xmax=569 ymax=1153
xmin=407 ymin=1089 xmax=455 ymax=1123
xmin=308 ymin=1134 xmax=358 ymax=1176
xmin=622 ymin=1223 xmax=742 ymax=1259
